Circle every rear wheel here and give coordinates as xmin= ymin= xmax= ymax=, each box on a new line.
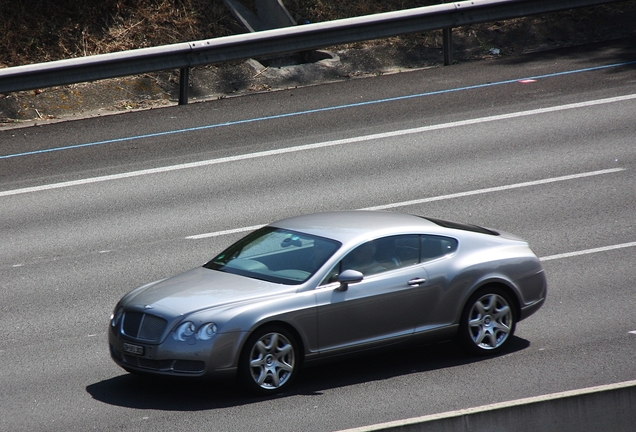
xmin=459 ymin=287 xmax=516 ymax=355
xmin=239 ymin=326 xmax=299 ymax=395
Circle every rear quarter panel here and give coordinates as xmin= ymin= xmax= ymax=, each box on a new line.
xmin=426 ymin=236 xmax=545 ymax=326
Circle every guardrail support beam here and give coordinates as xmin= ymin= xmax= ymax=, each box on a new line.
xmin=443 ymin=28 xmax=453 ymax=66
xmin=179 ymin=67 xmax=190 ymax=105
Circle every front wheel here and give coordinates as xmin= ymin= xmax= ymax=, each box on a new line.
xmin=239 ymin=326 xmax=299 ymax=395
xmin=459 ymin=287 xmax=516 ymax=355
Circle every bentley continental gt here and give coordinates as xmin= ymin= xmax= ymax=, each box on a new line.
xmin=109 ymin=211 xmax=546 ymax=394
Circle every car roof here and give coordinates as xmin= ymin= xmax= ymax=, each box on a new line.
xmin=269 ymin=211 xmax=442 ymax=244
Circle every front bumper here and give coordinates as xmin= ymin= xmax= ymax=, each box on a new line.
xmin=108 ymin=324 xmax=246 ymax=379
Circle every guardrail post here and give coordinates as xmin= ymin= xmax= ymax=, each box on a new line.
xmin=443 ymin=27 xmax=453 ymax=65
xmin=179 ymin=67 xmax=190 ymax=105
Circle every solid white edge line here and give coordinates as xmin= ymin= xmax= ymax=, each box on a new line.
xmin=334 ymin=380 xmax=636 ymax=432
xmin=186 ymin=167 xmax=625 ymax=239
xmin=2 ymin=93 xmax=635 ymax=198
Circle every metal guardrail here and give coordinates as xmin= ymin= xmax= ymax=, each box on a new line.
xmin=0 ymin=0 xmax=624 ymax=103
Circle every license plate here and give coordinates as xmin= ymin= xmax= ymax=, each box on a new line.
xmin=123 ymin=342 xmax=144 ymax=356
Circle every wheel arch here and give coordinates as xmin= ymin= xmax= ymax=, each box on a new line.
xmin=239 ymin=320 xmax=307 ymax=367
xmin=464 ymin=278 xmax=522 ymax=322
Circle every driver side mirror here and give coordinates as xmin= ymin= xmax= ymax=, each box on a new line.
xmin=335 ymin=269 xmax=363 ymax=291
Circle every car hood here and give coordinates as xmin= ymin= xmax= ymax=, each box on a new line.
xmin=122 ymin=267 xmax=292 ymax=317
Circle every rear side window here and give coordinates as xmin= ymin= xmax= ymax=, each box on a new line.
xmin=421 ymin=235 xmax=458 ymax=262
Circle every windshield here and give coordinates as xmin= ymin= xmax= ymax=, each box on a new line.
xmin=204 ymin=227 xmax=341 ymax=285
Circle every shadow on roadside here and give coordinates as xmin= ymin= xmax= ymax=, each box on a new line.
xmin=493 ymin=36 xmax=636 ymax=73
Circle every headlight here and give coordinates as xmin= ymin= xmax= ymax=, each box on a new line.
xmin=197 ymin=323 xmax=217 ymax=340
xmin=175 ymin=322 xmax=196 ymax=341
xmin=110 ymin=307 xmax=124 ymax=327
xmin=174 ymin=321 xmax=218 ymax=341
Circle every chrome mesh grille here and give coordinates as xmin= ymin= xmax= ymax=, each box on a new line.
xmin=173 ymin=360 xmax=205 ymax=373
xmin=112 ymin=347 xmax=205 ymax=374
xmin=137 ymin=314 xmax=167 ymax=340
xmin=122 ymin=312 xmax=167 ymax=342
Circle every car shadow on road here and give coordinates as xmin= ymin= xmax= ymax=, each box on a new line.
xmin=86 ymin=336 xmax=529 ymax=411
xmin=294 ymin=336 xmax=530 ymax=395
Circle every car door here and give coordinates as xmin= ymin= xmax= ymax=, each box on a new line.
xmin=314 ymin=235 xmax=437 ymax=355
xmin=412 ymin=235 xmax=460 ymax=332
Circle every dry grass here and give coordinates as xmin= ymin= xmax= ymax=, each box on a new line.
xmin=0 ymin=0 xmax=439 ymax=67
xmin=1 ymin=0 xmax=634 ymax=69
xmin=288 ymin=0 xmax=439 ymax=21
xmin=1 ymin=0 xmax=231 ymax=67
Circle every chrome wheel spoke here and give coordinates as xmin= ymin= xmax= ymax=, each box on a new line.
xmin=482 ymin=295 xmax=496 ymax=313
xmin=250 ymin=356 xmax=265 ymax=367
xmin=473 ymin=328 xmax=486 ymax=345
xmin=474 ymin=301 xmax=488 ymax=316
xmin=276 ymin=341 xmax=292 ymax=356
xmin=493 ymin=305 xmax=511 ymax=322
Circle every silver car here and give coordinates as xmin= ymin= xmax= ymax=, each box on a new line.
xmin=109 ymin=211 xmax=546 ymax=394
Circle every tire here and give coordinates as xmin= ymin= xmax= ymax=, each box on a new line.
xmin=239 ymin=325 xmax=299 ymax=395
xmin=459 ymin=286 xmax=516 ymax=355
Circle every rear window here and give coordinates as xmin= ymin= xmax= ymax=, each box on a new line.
xmin=421 ymin=217 xmax=500 ymax=236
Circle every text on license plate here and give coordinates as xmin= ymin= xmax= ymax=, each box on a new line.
xmin=123 ymin=343 xmax=144 ymax=356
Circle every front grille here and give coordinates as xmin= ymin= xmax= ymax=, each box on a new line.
xmin=173 ymin=360 xmax=205 ymax=373
xmin=122 ymin=354 xmax=174 ymax=371
xmin=122 ymin=312 xmax=167 ymax=342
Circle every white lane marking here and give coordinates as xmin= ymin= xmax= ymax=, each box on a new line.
xmin=629 ymin=331 xmax=636 ymax=335
xmin=186 ymin=225 xmax=265 ymax=240
xmin=186 ymin=167 xmax=625 ymax=239
xmin=2 ymin=94 xmax=635 ymax=198
xmin=540 ymin=242 xmax=636 ymax=261
xmin=362 ymin=168 xmax=625 ymax=211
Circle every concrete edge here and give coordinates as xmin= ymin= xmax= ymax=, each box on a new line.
xmin=337 ymin=379 xmax=636 ymax=432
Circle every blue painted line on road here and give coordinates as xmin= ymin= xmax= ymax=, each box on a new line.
xmin=2 ymin=60 xmax=635 ymax=160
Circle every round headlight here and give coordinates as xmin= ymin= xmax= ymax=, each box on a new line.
xmin=175 ymin=322 xmax=196 ymax=341
xmin=197 ymin=323 xmax=217 ymax=341
xmin=111 ymin=307 xmax=124 ymax=327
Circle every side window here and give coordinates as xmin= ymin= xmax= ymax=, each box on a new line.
xmin=392 ymin=235 xmax=419 ymax=267
xmin=331 ymin=235 xmax=420 ymax=281
xmin=319 ymin=234 xmax=458 ymax=286
xmin=340 ymin=239 xmax=388 ymax=277
xmin=420 ymin=235 xmax=458 ymax=262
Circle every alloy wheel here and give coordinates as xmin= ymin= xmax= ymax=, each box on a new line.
xmin=247 ymin=330 xmax=296 ymax=392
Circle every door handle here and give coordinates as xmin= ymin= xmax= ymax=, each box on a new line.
xmin=408 ymin=278 xmax=426 ymax=286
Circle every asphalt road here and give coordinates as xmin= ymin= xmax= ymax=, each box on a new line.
xmin=1 ymin=39 xmax=635 ymax=431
